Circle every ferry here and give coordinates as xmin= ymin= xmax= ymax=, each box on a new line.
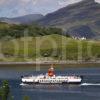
xmin=21 ymin=65 xmax=82 ymax=85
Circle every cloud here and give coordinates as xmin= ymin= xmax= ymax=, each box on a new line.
xmin=58 ymin=0 xmax=82 ymax=6
xmin=0 ymin=0 xmax=85 ymax=17
xmin=0 ymin=0 xmax=6 ymax=5
xmin=95 ymin=0 xmax=100 ymax=3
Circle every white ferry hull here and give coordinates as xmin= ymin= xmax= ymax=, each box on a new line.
xmin=21 ymin=81 xmax=82 ymax=85
xmin=21 ymin=76 xmax=82 ymax=85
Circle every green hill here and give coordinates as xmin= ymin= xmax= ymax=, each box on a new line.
xmin=0 ymin=22 xmax=99 ymax=62
xmin=0 ymin=34 xmax=100 ymax=62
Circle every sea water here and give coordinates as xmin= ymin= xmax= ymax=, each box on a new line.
xmin=0 ymin=67 xmax=100 ymax=100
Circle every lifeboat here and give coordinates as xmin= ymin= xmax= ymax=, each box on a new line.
xmin=21 ymin=65 xmax=82 ymax=85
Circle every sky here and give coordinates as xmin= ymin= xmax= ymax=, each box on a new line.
xmin=0 ymin=0 xmax=100 ymax=18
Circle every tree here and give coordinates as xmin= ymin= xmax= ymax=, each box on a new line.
xmin=0 ymin=80 xmax=10 ymax=100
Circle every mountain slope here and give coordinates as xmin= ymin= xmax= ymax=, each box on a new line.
xmin=0 ymin=14 xmax=43 ymax=24
xmin=38 ymin=0 xmax=100 ymax=39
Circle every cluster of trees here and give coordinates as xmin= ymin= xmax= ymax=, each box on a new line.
xmin=0 ymin=80 xmax=10 ymax=100
xmin=0 ymin=80 xmax=30 ymax=100
xmin=0 ymin=22 xmax=63 ymax=39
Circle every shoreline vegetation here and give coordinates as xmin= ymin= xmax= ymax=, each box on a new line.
xmin=0 ymin=35 xmax=100 ymax=63
xmin=0 ymin=61 xmax=100 ymax=67
xmin=0 ymin=80 xmax=30 ymax=100
xmin=0 ymin=23 xmax=100 ymax=64
xmin=0 ymin=60 xmax=100 ymax=64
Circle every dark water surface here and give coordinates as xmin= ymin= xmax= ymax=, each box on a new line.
xmin=0 ymin=66 xmax=100 ymax=100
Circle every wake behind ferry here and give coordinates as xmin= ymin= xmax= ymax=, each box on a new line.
xmin=21 ymin=65 xmax=82 ymax=85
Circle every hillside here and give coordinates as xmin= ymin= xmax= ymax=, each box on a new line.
xmin=0 ymin=14 xmax=43 ymax=24
xmin=0 ymin=34 xmax=100 ymax=62
xmin=38 ymin=0 xmax=100 ymax=39
xmin=0 ymin=22 xmax=63 ymax=38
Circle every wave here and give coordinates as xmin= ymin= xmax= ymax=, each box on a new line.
xmin=20 ymin=83 xmax=28 ymax=86
xmin=81 ymin=83 xmax=100 ymax=86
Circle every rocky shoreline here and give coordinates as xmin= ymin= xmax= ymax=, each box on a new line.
xmin=0 ymin=61 xmax=99 ymax=65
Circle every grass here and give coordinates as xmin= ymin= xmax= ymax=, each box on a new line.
xmin=0 ymin=34 xmax=100 ymax=62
